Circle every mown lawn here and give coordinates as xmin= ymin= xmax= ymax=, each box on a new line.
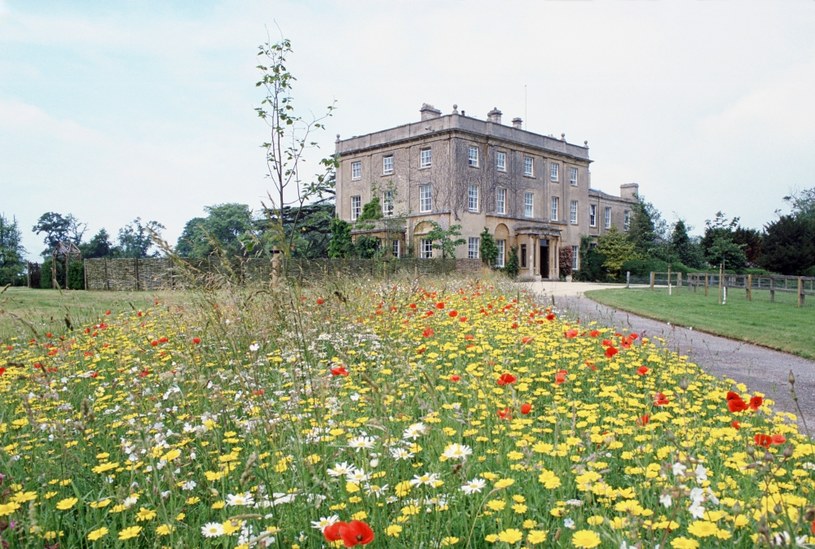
xmin=585 ymin=287 xmax=815 ymax=360
xmin=0 ymin=277 xmax=813 ymax=547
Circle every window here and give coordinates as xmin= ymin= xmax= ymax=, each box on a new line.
xmin=351 ymin=161 xmax=361 ymax=181
xmin=589 ymin=204 xmax=597 ymax=227
xmin=496 ymin=239 xmax=506 ymax=268
xmin=351 ymin=195 xmax=361 ymax=221
xmin=420 ymin=238 xmax=433 ymax=259
xmin=383 ymin=155 xmax=394 ymax=175
xmin=572 ymin=245 xmax=580 ymax=271
xmin=468 ymin=145 xmax=479 ymax=167
xmin=467 ymin=184 xmax=479 ymax=212
xmin=524 ymin=191 xmax=534 ymax=218
xmin=496 ymin=187 xmax=506 ymax=214
xmin=468 ymin=237 xmax=479 ymax=259
xmin=520 ymin=244 xmax=527 ymax=268
xmin=420 ymin=148 xmax=432 ymax=168
xmin=604 ymin=207 xmax=612 ymax=229
xmin=624 ymin=210 xmax=631 ymax=231
xmin=419 ymin=183 xmax=432 ymax=212
xmin=550 ymin=197 xmax=559 ymax=221
xmin=550 ymin=162 xmax=559 ymax=182
xmin=382 ymin=190 xmax=394 ymax=217
xmin=523 ymin=156 xmax=534 ymax=177
xmin=570 ymin=200 xmax=578 ymax=225
xmin=392 ymin=239 xmax=400 ymax=258
xmin=496 ymin=151 xmax=507 ymax=172
xmin=569 ymin=166 xmax=578 ymax=186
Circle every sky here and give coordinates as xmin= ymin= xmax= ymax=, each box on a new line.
xmin=2 ymin=0 xmax=814 ymax=261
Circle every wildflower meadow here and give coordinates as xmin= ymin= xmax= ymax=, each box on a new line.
xmin=0 ymin=277 xmax=814 ymax=548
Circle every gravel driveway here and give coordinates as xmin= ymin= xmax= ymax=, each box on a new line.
xmin=522 ymin=281 xmax=815 ymax=435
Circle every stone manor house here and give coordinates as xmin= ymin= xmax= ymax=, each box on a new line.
xmin=335 ymin=103 xmax=639 ymax=278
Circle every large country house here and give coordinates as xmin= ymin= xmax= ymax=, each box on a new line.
xmin=335 ymin=103 xmax=639 ymax=278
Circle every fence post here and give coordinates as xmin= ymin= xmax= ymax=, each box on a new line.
xmin=677 ymin=271 xmax=682 ymax=289
xmin=626 ymin=271 xmax=630 ymax=289
xmin=746 ymin=274 xmax=752 ymax=301
xmin=649 ymin=271 xmax=655 ymax=290
xmin=704 ymin=272 xmax=709 ymax=297
xmin=799 ymin=277 xmax=805 ymax=307
xmin=770 ymin=277 xmax=775 ymax=302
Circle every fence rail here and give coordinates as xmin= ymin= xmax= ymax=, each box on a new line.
xmin=648 ymin=271 xmax=815 ymax=307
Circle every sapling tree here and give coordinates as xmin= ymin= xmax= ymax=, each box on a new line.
xmin=256 ymin=37 xmax=337 ymax=256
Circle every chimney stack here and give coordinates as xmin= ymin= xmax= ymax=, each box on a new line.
xmin=511 ymin=117 xmax=523 ymax=129
xmin=487 ymin=107 xmax=502 ymax=124
xmin=420 ymin=103 xmax=441 ymax=121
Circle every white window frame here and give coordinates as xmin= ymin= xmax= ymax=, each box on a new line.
xmin=572 ymin=245 xmax=580 ymax=271
xmin=496 ymin=239 xmax=506 ymax=268
xmin=569 ymin=166 xmax=578 ymax=186
xmin=351 ymin=195 xmax=361 ymax=221
xmin=351 ymin=161 xmax=361 ymax=181
xmin=468 ymin=145 xmax=479 ymax=168
xmin=496 ymin=187 xmax=506 ymax=214
xmin=382 ymin=190 xmax=394 ymax=217
xmin=392 ymin=239 xmax=400 ymax=258
xmin=420 ymin=238 xmax=433 ymax=259
xmin=523 ymin=156 xmax=534 ymax=177
xmin=467 ymin=184 xmax=479 ymax=212
xmin=419 ymin=183 xmax=432 ymax=212
xmin=524 ymin=191 xmax=534 ymax=218
xmin=624 ymin=210 xmax=631 ymax=231
xmin=570 ymin=200 xmax=578 ymax=225
xmin=550 ymin=162 xmax=559 ymax=182
xmin=496 ymin=151 xmax=507 ymax=172
xmin=604 ymin=207 xmax=612 ymax=229
xmin=550 ymin=197 xmax=559 ymax=221
xmin=420 ymin=148 xmax=432 ymax=169
xmin=468 ymin=237 xmax=479 ymax=259
xmin=589 ymin=204 xmax=597 ymax=227
xmin=383 ymin=155 xmax=394 ymax=175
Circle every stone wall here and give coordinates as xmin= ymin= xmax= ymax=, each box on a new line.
xmin=84 ymin=258 xmax=175 ymax=291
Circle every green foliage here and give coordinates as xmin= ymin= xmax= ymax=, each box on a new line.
xmin=706 ymin=236 xmax=747 ymax=272
xmin=357 ymin=197 xmax=383 ymax=224
xmin=559 ymin=247 xmax=573 ymax=279
xmin=354 ymin=235 xmax=380 ymax=259
xmin=67 ymin=260 xmax=84 ymax=290
xmin=596 ymin=227 xmax=638 ymax=280
xmin=783 ymin=187 xmax=815 ymax=221
xmin=32 ymin=212 xmax=85 ymax=256
xmin=479 ymin=228 xmax=498 ymax=266
xmin=670 ymin=220 xmax=704 ymax=269
xmin=80 ymin=228 xmax=117 ymax=259
xmin=759 ymin=214 xmax=815 ymax=275
xmin=176 ymin=204 xmax=255 ymax=259
xmin=328 ymin=217 xmax=353 ymax=258
xmin=256 ymin=37 xmax=336 ymax=256
xmin=39 ymin=258 xmax=83 ymax=289
xmin=426 ymin=222 xmax=465 ymax=259
xmin=118 ymin=218 xmax=165 ymax=258
xmin=576 ymin=236 xmax=607 ymax=282
xmin=504 ymin=246 xmax=519 ymax=279
xmin=0 ymin=214 xmax=26 ymax=285
xmin=627 ymin=197 xmax=664 ymax=256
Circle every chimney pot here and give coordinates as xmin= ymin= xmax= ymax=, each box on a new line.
xmin=487 ymin=107 xmax=503 ymax=124
xmin=420 ymin=103 xmax=442 ymax=121
xmin=511 ymin=117 xmax=523 ymax=129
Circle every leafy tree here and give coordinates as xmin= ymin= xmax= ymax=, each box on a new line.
xmin=783 ymin=187 xmax=815 ymax=221
xmin=118 ymin=218 xmax=165 ymax=258
xmin=357 ymin=197 xmax=383 ymax=225
xmin=576 ymin=236 xmax=606 ymax=282
xmin=285 ymin=202 xmax=334 ymax=259
xmin=0 ymin=214 xmax=26 ymax=285
xmin=80 ymin=228 xmax=117 ymax=259
xmin=426 ymin=222 xmax=465 ymax=259
xmin=328 ymin=217 xmax=353 ymax=258
xmin=670 ymin=220 xmax=704 ymax=269
xmin=707 ymin=235 xmax=747 ymax=272
xmin=354 ymin=235 xmax=380 ymax=259
xmin=596 ymin=227 xmax=638 ymax=280
xmin=759 ymin=214 xmax=815 ymax=275
xmin=733 ymin=226 xmax=762 ymax=265
xmin=176 ymin=204 xmax=255 ymax=259
xmin=505 ymin=246 xmax=519 ymax=279
xmin=256 ymin=37 xmax=336 ymax=256
xmin=32 ymin=212 xmax=85 ymax=255
xmin=176 ymin=218 xmax=208 ymax=258
xmin=479 ymin=228 xmax=498 ymax=266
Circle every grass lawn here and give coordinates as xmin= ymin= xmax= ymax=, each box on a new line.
xmin=586 ymin=286 xmax=815 ymax=360
xmin=0 ymin=287 xmax=180 ymax=340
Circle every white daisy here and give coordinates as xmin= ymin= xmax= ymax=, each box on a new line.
xmin=460 ymin=477 xmax=487 ymax=495
xmin=310 ymin=515 xmax=340 ymax=532
xmin=348 ymin=436 xmax=376 ymax=451
xmin=226 ymin=492 xmax=255 ymax=507
xmin=201 ymin=522 xmax=224 ymax=538
xmin=441 ymin=443 xmax=473 ymax=461
xmin=327 ymin=461 xmax=355 ymax=478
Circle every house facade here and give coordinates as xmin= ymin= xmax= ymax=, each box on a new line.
xmin=335 ymin=103 xmax=639 ymax=278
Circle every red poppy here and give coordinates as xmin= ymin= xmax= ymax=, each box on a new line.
xmin=330 ymin=366 xmax=349 ymax=376
xmin=727 ymin=396 xmax=748 ymax=413
xmin=637 ymin=366 xmax=649 ymax=376
xmin=638 ymin=414 xmax=650 ymax=426
xmin=150 ymin=340 xmax=159 ymax=347
xmin=497 ymin=407 xmax=511 ymax=420
xmin=589 ymin=330 xmax=600 ymax=337
xmin=324 ymin=522 xmax=345 ymax=542
xmin=585 ymin=361 xmax=597 ymax=371
xmin=545 ymin=312 xmax=556 ymax=321
xmin=497 ymin=373 xmax=517 ymax=386
xmin=601 ymin=339 xmax=613 ymax=347
xmin=449 ymin=374 xmax=461 ymax=382
xmin=749 ymin=395 xmax=763 ymax=411
xmin=754 ymin=434 xmax=773 ymax=448
xmin=731 ymin=420 xmax=741 ymax=430
xmin=771 ymin=434 xmax=786 ymax=445
xmin=335 ymin=520 xmax=375 ymax=547
xmin=605 ymin=346 xmax=619 ymax=358
xmin=510 ymin=322 xmax=519 ymax=329
xmin=521 ymin=336 xmax=534 ymax=344
xmin=520 ymin=403 xmax=532 ymax=415
xmin=192 ymin=337 xmax=201 ymax=345
xmin=555 ymin=370 xmax=567 ymax=384
xmin=726 ymin=391 xmax=741 ymax=401
xmin=422 ymin=327 xmax=434 ymax=338
xmin=0 ymin=367 xmax=5 ymax=376
xmin=464 ymin=334 xmax=475 ymax=341
xmin=654 ymin=392 xmax=669 ymax=406
xmin=139 ymin=369 xmax=150 ymax=378
xmin=436 ymin=302 xmax=445 ymax=309
xmin=564 ymin=329 xmax=579 ymax=339
xmin=811 ymin=519 xmax=815 ymax=535
xmin=316 ymin=297 xmax=325 ymax=305
xmin=448 ymin=310 xmax=458 ymax=318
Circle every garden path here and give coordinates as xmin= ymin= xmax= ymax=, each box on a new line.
xmin=522 ymin=281 xmax=815 ymax=436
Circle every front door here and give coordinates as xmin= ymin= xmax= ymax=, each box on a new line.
xmin=540 ymin=242 xmax=549 ymax=279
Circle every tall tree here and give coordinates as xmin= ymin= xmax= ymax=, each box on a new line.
xmin=118 ymin=218 xmax=165 ymax=258
xmin=670 ymin=219 xmax=704 ymax=268
xmin=783 ymin=187 xmax=815 ymax=221
xmin=426 ymin=222 xmax=466 ymax=259
xmin=701 ymin=211 xmax=747 ymax=270
xmin=627 ymin=196 xmax=669 ymax=259
xmin=0 ymin=214 xmax=26 ymax=285
xmin=176 ymin=204 xmax=255 ymax=259
xmin=759 ymin=214 xmax=815 ymax=275
xmin=255 ymin=37 xmax=336 ymax=255
xmin=328 ymin=217 xmax=353 ymax=259
xmin=80 ymin=228 xmax=117 ymax=259
xmin=597 ymin=226 xmax=638 ymax=280
xmin=32 ymin=212 xmax=85 ymax=255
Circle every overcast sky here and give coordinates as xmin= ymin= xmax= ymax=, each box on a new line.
xmin=2 ymin=0 xmax=814 ymax=260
